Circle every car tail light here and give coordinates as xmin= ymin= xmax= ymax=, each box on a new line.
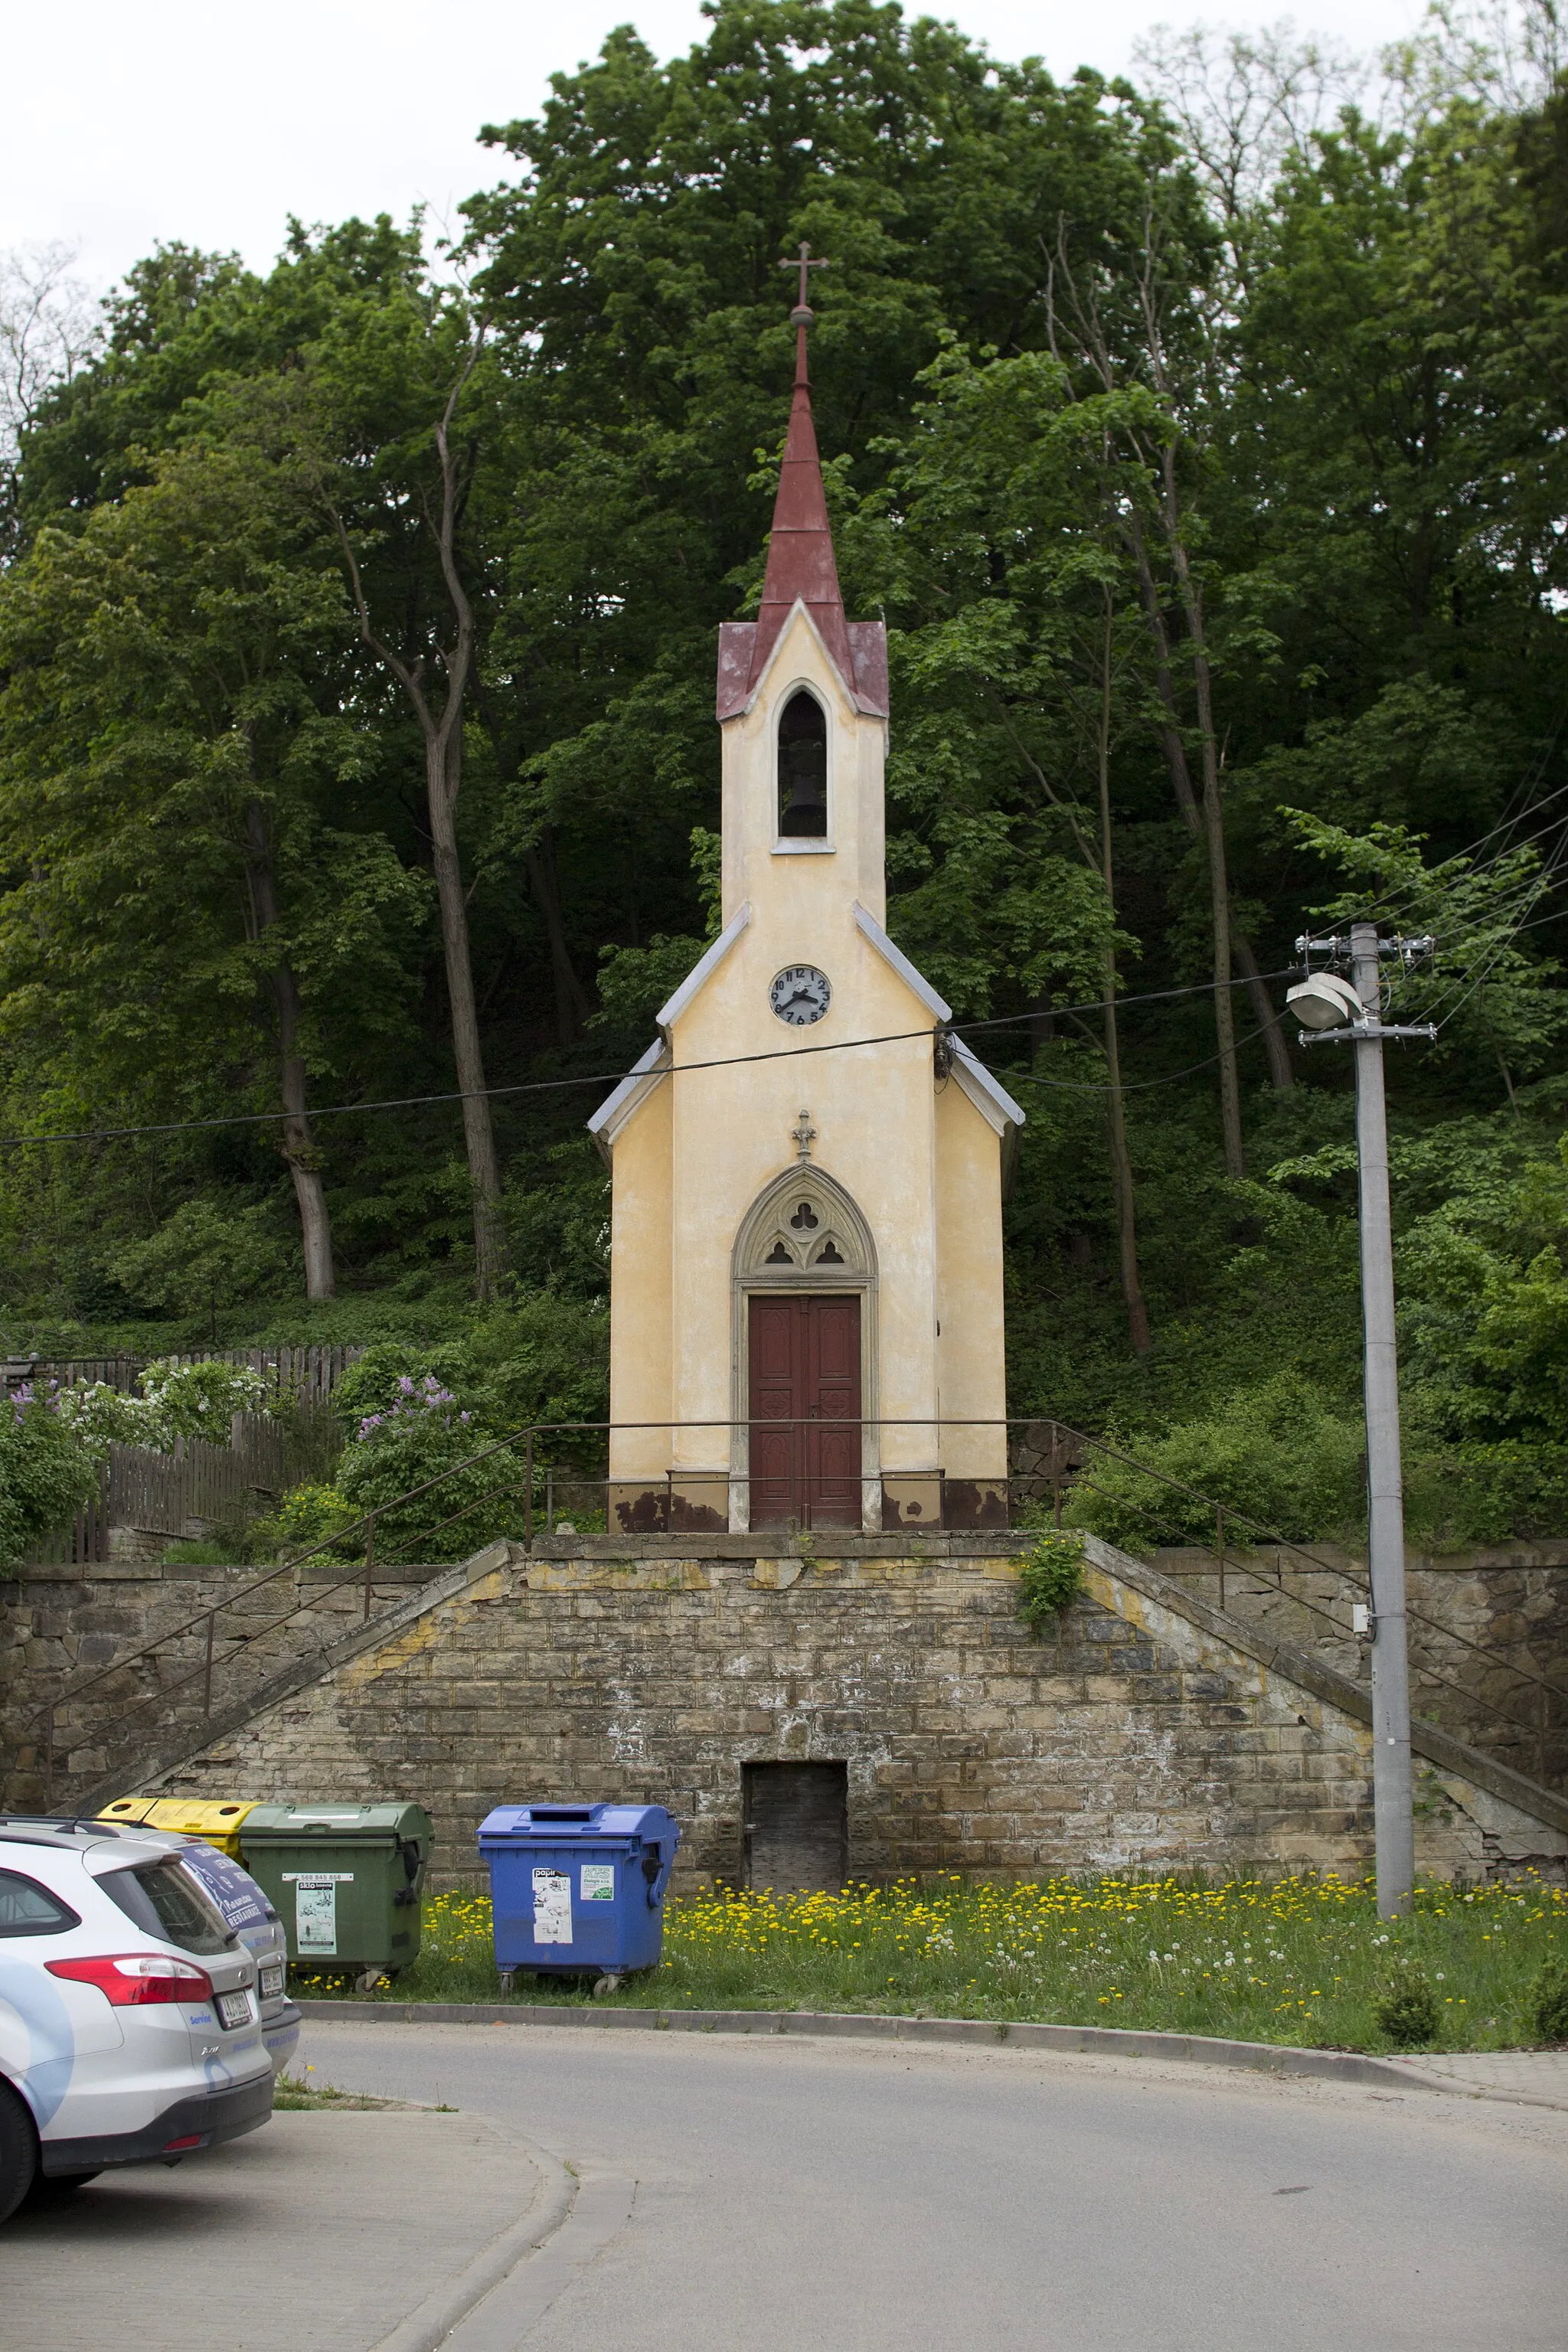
xmin=162 ymin=2135 xmax=205 ymax=2152
xmin=47 ymin=1953 xmax=216 ymax=2007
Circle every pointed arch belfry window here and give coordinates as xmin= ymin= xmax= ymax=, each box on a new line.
xmin=777 ymin=688 xmax=827 ymax=838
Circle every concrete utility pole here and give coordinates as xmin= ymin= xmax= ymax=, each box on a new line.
xmin=1288 ymin=926 xmax=1435 ymax=1917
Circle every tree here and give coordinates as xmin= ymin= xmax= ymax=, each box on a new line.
xmin=296 ymin=293 xmax=511 ymax=1295
xmin=0 ymin=441 xmax=426 ymax=1298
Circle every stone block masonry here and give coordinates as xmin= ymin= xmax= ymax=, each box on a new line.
xmin=135 ymin=1533 xmax=1568 ymax=1890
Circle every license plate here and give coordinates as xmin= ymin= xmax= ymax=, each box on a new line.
xmin=260 ymin=1963 xmax=284 ymax=1999
xmin=217 ymin=1991 xmax=252 ymax=2029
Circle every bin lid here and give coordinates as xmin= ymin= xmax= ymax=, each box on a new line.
xmin=96 ymin=1798 xmax=158 ymax=1824
xmin=478 ymin=1802 xmax=678 ymax=1847
xmin=242 ymin=1801 xmax=433 ymax=1846
xmin=143 ymin=1798 xmax=258 ymax=1838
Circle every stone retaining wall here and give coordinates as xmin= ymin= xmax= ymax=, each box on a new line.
xmin=0 ymin=1557 xmax=440 ymax=1806
xmin=122 ymin=1534 xmax=1567 ymax=1890
xmin=1150 ymin=1544 xmax=1568 ymax=1792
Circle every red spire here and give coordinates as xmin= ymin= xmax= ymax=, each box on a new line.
xmin=745 ymin=323 xmax=855 ymax=696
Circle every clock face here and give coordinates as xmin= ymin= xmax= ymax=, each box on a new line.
xmin=769 ymin=964 xmax=832 ymax=1026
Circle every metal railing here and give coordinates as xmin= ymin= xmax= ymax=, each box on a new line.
xmin=9 ymin=1413 xmax=1566 ymax=1805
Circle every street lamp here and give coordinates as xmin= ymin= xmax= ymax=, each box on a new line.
xmin=1289 ymin=924 xmax=1435 ymax=1919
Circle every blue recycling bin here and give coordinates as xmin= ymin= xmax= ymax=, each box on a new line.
xmin=478 ymin=1802 xmax=680 ymax=1986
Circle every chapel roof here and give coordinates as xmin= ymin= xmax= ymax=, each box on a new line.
xmin=716 ymin=319 xmax=888 ymax=721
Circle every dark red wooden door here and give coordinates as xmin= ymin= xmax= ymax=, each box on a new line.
xmin=748 ymin=1295 xmax=862 ymax=1528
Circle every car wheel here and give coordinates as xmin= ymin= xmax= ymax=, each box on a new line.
xmin=0 ymin=2082 xmax=39 ymax=2225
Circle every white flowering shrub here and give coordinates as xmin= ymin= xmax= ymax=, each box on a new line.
xmin=137 ymin=1357 xmax=270 ymax=1442
xmin=54 ymin=1358 xmax=274 ymax=1459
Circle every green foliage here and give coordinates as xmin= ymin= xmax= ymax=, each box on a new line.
xmin=1371 ymin=1958 xmax=1442 ymax=2049
xmin=1063 ymin=1376 xmax=1367 ymax=1551
xmin=254 ymin=1481 xmax=359 ymax=1562
xmin=0 ymin=1392 xmax=99 ymax=1570
xmin=1016 ymin=1529 xmax=1089 ymax=1622
xmin=335 ymin=1380 xmax=514 ymax=1564
xmin=1016 ymin=1531 xmax=1089 ymax=1632
xmin=1527 ymin=1955 xmax=1568 ymax=2044
xmin=106 ymin=1204 xmax=291 ymax=1334
xmin=54 ymin=1356 xmax=273 ymax=1457
xmin=0 ymin=3 xmax=1565 ymax=1540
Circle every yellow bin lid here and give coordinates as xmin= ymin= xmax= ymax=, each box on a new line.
xmin=97 ymin=1798 xmax=158 ymax=1824
xmin=141 ymin=1798 xmax=260 ymax=1856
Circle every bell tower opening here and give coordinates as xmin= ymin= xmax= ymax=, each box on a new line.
xmin=777 ymin=688 xmax=828 ymax=838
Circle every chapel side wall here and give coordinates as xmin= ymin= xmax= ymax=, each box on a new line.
xmin=606 ymin=1073 xmax=674 ymax=1481
xmin=128 ymin=1544 xmax=1568 ymax=1892
xmin=934 ymin=1083 xmax=1009 ymax=1483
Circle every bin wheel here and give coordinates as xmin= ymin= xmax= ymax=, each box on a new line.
xmin=593 ymin=1974 xmax=626 ymax=1998
xmin=354 ymin=1968 xmax=390 ymax=1994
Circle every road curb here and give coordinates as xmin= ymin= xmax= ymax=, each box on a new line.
xmin=300 ymin=2000 xmax=1438 ymax=2093
xmin=364 ymin=2116 xmax=577 ymax=2352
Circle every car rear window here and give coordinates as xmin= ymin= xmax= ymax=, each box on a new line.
xmin=0 ymin=1868 xmax=79 ymax=1936
xmin=99 ymin=1860 xmax=234 ymax=1956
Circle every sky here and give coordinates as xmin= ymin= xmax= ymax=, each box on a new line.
xmin=3 ymin=0 xmax=1431 ymax=295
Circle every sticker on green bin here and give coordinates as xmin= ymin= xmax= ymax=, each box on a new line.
xmin=532 ymin=1867 xmax=572 ymax=1944
xmin=285 ymin=1870 xmax=354 ymax=1955
xmin=580 ymin=1864 xmax=615 ymax=1902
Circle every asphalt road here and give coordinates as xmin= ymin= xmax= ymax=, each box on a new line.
xmin=299 ymin=2019 xmax=1568 ymax=2351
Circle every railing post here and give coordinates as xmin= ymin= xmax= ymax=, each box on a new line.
xmin=1216 ymin=1504 xmax=1226 ymax=1612
xmin=44 ymin=1701 xmax=54 ymax=1810
xmin=203 ymin=1609 xmax=215 ymax=1717
xmin=546 ymin=1468 xmax=554 ymax=1537
xmin=524 ymin=1431 xmax=534 ymax=1553
xmin=363 ymin=1514 xmax=375 ymax=1620
xmin=665 ymin=1467 xmax=673 ymax=1536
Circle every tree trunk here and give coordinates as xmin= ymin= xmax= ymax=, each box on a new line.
xmin=524 ymin=832 xmax=590 ymax=1047
xmin=1096 ymin=603 xmax=1152 ymax=1354
xmin=325 ymin=341 xmax=509 ymax=1300
xmin=1125 ymin=514 xmax=1294 ymax=1093
xmin=426 ymin=727 xmax=508 ymax=1298
xmin=243 ymin=798 xmax=335 ymax=1300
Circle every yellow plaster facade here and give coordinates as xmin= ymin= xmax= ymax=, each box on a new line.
xmin=590 ymin=358 xmax=1022 ymax=1536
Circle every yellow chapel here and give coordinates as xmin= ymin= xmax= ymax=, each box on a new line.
xmin=589 ymin=290 xmax=1022 ymax=1537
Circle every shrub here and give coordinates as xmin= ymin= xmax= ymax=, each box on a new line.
xmin=55 ymin=1357 xmax=273 ymax=1458
xmin=138 ymin=1357 xmax=270 ymax=1442
xmin=256 ymin=1481 xmax=361 ymax=1562
xmin=335 ymin=1377 xmax=518 ymax=1562
xmin=1016 ymin=1530 xmax=1088 ymax=1632
xmin=0 ymin=1390 xmax=100 ymax=1570
xmin=1063 ymin=1374 xmax=1366 ymax=1552
xmin=1527 ymin=1956 xmax=1568 ymax=2044
xmin=1371 ymin=1958 xmax=1441 ymax=2048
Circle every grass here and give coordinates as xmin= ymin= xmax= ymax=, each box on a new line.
xmin=286 ymin=1873 xmax=1567 ymax=2054
xmin=273 ymin=2069 xmax=411 ymax=2110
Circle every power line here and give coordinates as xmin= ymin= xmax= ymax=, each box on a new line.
xmin=0 ymin=967 xmax=1301 ymax=1150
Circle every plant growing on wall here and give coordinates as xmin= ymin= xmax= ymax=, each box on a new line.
xmin=1016 ymin=1529 xmax=1088 ymax=1632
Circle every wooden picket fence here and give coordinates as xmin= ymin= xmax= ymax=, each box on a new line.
xmin=27 ymin=1412 xmax=297 ymax=1565
xmin=6 ymin=1342 xmax=361 ymax=1402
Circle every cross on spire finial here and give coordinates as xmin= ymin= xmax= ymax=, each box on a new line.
xmin=791 ymin=1108 xmax=817 ymax=1165
xmin=779 ymin=239 xmax=828 ymax=325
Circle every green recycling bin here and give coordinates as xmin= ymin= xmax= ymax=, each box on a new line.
xmin=239 ymin=1802 xmax=433 ymax=1978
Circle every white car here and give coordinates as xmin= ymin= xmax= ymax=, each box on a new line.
xmin=0 ymin=1817 xmax=274 ymax=2221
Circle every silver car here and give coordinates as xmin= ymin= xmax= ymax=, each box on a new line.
xmin=0 ymin=1817 xmax=273 ymax=2221
xmin=108 ymin=1828 xmax=302 ymax=2078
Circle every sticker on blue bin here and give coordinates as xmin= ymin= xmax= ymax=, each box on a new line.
xmin=532 ymin=1867 xmax=572 ymax=1944
xmin=580 ymin=1864 xmax=615 ymax=1902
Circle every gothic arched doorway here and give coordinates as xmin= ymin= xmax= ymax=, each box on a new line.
xmin=731 ymin=1171 xmax=878 ymax=1530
